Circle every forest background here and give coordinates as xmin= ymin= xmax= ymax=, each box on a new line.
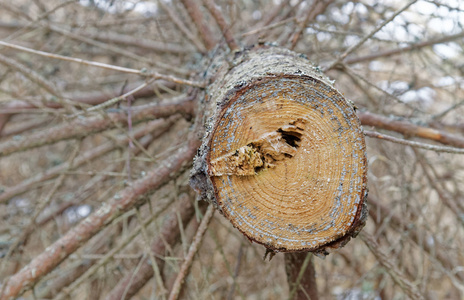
xmin=0 ymin=0 xmax=464 ymax=299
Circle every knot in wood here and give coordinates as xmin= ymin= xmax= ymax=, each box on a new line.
xmin=191 ymin=47 xmax=368 ymax=254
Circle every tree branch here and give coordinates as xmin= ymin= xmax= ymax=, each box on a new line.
xmin=360 ymin=232 xmax=425 ymax=300
xmin=289 ymin=0 xmax=334 ymax=50
xmin=156 ymin=0 xmax=206 ymax=53
xmin=203 ymin=0 xmax=239 ymax=51
xmin=52 ymin=189 xmax=177 ymax=299
xmin=104 ymin=193 xmax=197 ymax=300
xmin=368 ymin=195 xmax=464 ymax=285
xmin=345 ymin=31 xmax=464 ymax=65
xmin=0 ymin=96 xmax=194 ymax=157
xmin=364 ymin=130 xmax=464 ymax=154
xmin=358 ymin=111 xmax=464 ymax=148
xmin=326 ymin=0 xmax=419 ymax=70
xmin=73 ymin=27 xmax=194 ymax=55
xmin=0 ymin=41 xmax=206 ymax=88
xmin=285 ymin=252 xmax=319 ymax=300
xmin=0 ymin=135 xmax=201 ymax=300
xmin=0 ymin=117 xmax=178 ymax=203
xmin=0 ymin=53 xmax=60 ymax=97
xmin=180 ymin=0 xmax=216 ymax=51
xmin=168 ymin=204 xmax=214 ymax=300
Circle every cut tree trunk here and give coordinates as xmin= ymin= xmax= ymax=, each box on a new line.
xmin=190 ymin=45 xmax=368 ymax=255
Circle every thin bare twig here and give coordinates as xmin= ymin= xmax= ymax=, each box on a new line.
xmin=156 ymin=0 xmax=206 ymax=52
xmin=37 ymin=227 xmax=115 ymax=299
xmin=0 ymin=80 xmax=171 ymax=114
xmin=358 ymin=111 xmax=464 ymax=148
xmin=414 ymin=150 xmax=464 ymax=225
xmin=0 ymin=53 xmax=60 ymax=97
xmin=0 ymin=41 xmax=205 ymax=87
xmin=1 ymin=80 xmax=175 ymax=112
xmin=0 ymin=116 xmax=178 ymax=203
xmin=72 ymin=27 xmax=194 ymax=54
xmin=326 ymin=0 xmax=419 ymax=70
xmin=203 ymin=0 xmax=239 ymax=51
xmin=47 ymin=24 xmax=172 ymax=67
xmin=364 ymin=130 xmax=464 ymax=154
xmin=104 ymin=193 xmax=198 ymax=300
xmin=431 ymin=98 xmax=464 ymax=120
xmin=289 ymin=0 xmax=334 ymax=50
xmin=341 ymin=64 xmax=418 ymax=110
xmin=345 ymin=31 xmax=464 ymax=65
xmin=261 ymin=0 xmax=292 ymax=27
xmin=168 ymin=204 xmax=215 ymax=300
xmin=0 ymin=80 xmax=175 ymax=134
xmin=1 ymin=0 xmax=77 ymax=41
xmin=226 ymin=244 xmax=244 ymax=300
xmin=360 ymin=232 xmax=425 ymax=300
xmin=133 ymin=208 xmax=168 ymax=298
xmin=71 ymin=79 xmax=155 ymax=117
xmin=0 ymin=135 xmax=201 ymax=300
xmin=52 ymin=191 xmax=176 ymax=300
xmin=368 ymin=195 xmax=464 ymax=287
xmin=180 ymin=0 xmax=216 ymax=51
xmin=0 ymin=96 xmax=194 ymax=157
xmin=0 ymin=117 xmax=50 ymax=137
xmin=0 ymin=142 xmax=81 ymax=277
xmin=242 ymin=17 xmax=296 ymax=37
xmin=44 ymin=24 xmax=190 ymax=75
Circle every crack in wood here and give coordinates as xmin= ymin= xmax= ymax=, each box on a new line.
xmin=209 ymin=118 xmax=306 ymax=176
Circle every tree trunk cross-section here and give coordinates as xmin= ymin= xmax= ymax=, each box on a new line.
xmin=191 ymin=45 xmax=368 ymax=254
